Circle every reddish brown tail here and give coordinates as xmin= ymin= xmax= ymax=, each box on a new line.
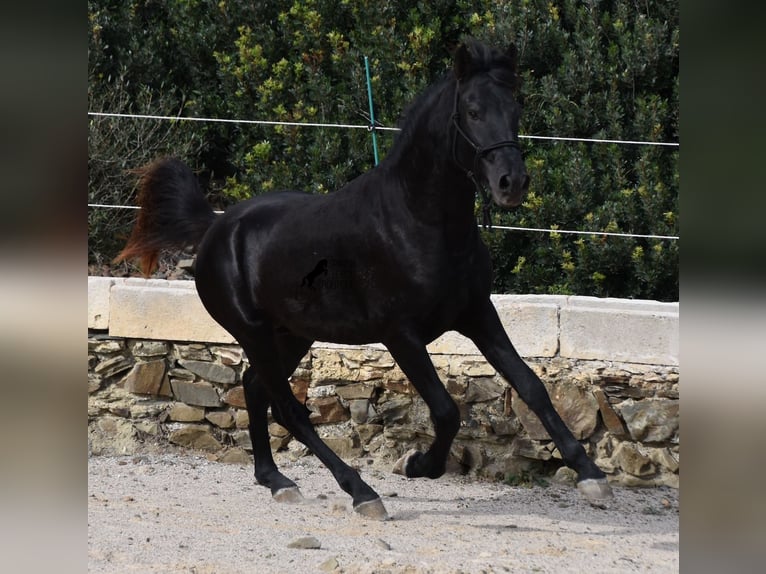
xmin=114 ymin=157 xmax=216 ymax=276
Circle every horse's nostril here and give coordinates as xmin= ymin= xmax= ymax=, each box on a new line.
xmin=499 ymin=174 xmax=511 ymax=190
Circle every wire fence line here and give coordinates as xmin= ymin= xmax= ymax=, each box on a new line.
xmin=87 ymin=111 xmax=680 ymax=147
xmin=88 ymin=110 xmax=679 ymax=241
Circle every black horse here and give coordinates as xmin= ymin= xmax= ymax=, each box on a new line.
xmin=117 ymin=40 xmax=612 ymax=519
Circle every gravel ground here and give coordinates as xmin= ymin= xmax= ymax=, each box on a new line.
xmin=88 ymin=453 xmax=678 ymax=573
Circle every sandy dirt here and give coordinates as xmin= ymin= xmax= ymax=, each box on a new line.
xmin=88 ymin=453 xmax=678 ymax=573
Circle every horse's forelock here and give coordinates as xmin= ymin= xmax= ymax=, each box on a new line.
xmin=463 ymin=39 xmax=519 ymax=89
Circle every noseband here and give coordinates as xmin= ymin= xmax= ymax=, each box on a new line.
xmin=450 ymin=80 xmax=521 ymax=228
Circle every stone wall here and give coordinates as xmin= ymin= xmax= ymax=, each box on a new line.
xmin=88 ymin=277 xmax=679 ymax=487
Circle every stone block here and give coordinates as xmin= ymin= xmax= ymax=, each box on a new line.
xmin=88 ymin=277 xmax=124 ymax=330
xmin=336 ymin=384 xmax=376 ymax=400
xmin=290 ymin=379 xmax=309 ymax=403
xmin=88 ymin=373 xmax=102 ymax=394
xmin=170 ymin=380 xmax=221 ymax=407
xmin=168 ymin=425 xmax=222 ymax=452
xmin=323 ymin=436 xmax=360 ymax=459
xmin=465 ymin=378 xmax=505 ymax=403
xmin=446 ymin=378 xmax=467 ymax=397
xmin=123 ymin=359 xmax=167 ymax=396
xmin=131 ymin=340 xmax=169 ymax=357
xmin=175 ymin=343 xmax=213 ymax=361
xmin=206 ymin=410 xmax=235 ymax=429
xmin=425 ymin=297 xmax=560 ymax=358
xmin=168 ymin=368 xmax=196 ymax=382
xmin=426 ymin=331 xmax=480 ymax=355
xmin=129 ymin=402 xmax=168 ymax=419
xmin=222 ymin=387 xmax=247 ymax=408
xmin=231 ymin=430 xmax=252 ymax=450
xmin=310 ymin=351 xmax=358 ymax=384
xmin=364 ymin=353 xmax=396 ymax=369
xmin=134 ymin=420 xmax=161 ymax=436
xmin=168 ymin=403 xmax=206 ymax=422
xmin=382 ymin=379 xmax=413 ymax=395
xmin=512 ymin=381 xmax=599 ymax=440
xmin=109 ymin=282 xmax=235 ymax=343
xmin=217 ymin=447 xmax=251 ymax=464
xmin=617 ymin=398 xmax=679 ymax=443
xmin=462 ymin=360 xmax=496 ymax=377
xmin=268 ymin=422 xmax=290 ymax=438
xmin=593 ymin=388 xmax=628 ymax=437
xmin=89 ymin=339 xmax=124 ymax=354
xmin=455 ymin=443 xmax=488 ymax=473
xmin=373 ymin=396 xmax=412 ymax=425
xmin=94 ymin=355 xmax=133 ymax=379
xmin=270 ymin=434 xmax=292 ymax=450
xmin=211 ymin=346 xmax=243 ymax=365
xmin=178 ymin=359 xmax=236 ymax=385
xmin=489 ymin=416 xmax=518 ymax=437
xmin=356 ymin=424 xmax=383 ymax=445
xmin=88 ymin=416 xmax=139 ymax=455
xmin=560 ymin=297 xmax=678 ymax=365
xmin=234 ymin=409 xmax=249 ymax=428
xmin=510 ymin=436 xmax=553 ymax=460
xmin=308 ymin=396 xmax=349 ymax=424
xmin=613 ymin=442 xmax=655 ymax=477
xmin=492 ymin=295 xmax=563 ymax=357
xmin=648 ymin=447 xmax=679 ymax=473
xmin=349 ymin=399 xmax=370 ymax=424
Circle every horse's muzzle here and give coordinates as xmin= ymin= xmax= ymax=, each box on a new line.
xmin=493 ymin=172 xmax=529 ymax=208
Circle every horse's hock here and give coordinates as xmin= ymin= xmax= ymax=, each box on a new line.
xmin=88 ymin=277 xmax=679 ymax=488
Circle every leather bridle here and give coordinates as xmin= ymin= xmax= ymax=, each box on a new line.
xmin=450 ymin=79 xmax=521 ymax=228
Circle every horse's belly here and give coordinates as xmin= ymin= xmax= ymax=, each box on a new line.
xmin=273 ymin=290 xmax=391 ymax=345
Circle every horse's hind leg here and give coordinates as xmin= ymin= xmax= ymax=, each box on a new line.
xmin=242 ymin=365 xmax=304 ymax=503
xmin=242 ymin=327 xmax=388 ymax=520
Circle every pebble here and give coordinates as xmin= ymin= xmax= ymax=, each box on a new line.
xmin=287 ymin=536 xmax=321 ymax=549
xmin=375 ymin=538 xmax=392 ymax=550
xmin=319 ymin=557 xmax=339 ymax=572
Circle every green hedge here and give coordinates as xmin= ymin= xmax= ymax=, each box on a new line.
xmin=88 ymin=0 xmax=678 ymax=300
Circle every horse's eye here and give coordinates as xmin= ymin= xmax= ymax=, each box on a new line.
xmin=467 ymin=110 xmax=480 ymax=121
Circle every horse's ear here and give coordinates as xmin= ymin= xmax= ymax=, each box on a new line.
xmin=453 ymin=43 xmax=472 ymax=80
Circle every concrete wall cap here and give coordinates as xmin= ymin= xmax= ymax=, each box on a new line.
xmin=88 ymin=276 xmax=678 ymax=365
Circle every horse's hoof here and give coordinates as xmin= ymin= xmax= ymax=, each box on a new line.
xmin=577 ymin=478 xmax=614 ymax=508
xmin=273 ymin=486 xmax=304 ymax=503
xmin=393 ymin=449 xmax=420 ymax=476
xmin=354 ymin=498 xmax=390 ymax=521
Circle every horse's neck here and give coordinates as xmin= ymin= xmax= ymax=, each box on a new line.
xmin=392 ymin=134 xmax=478 ymax=241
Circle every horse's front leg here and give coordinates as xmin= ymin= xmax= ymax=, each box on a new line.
xmin=458 ymin=299 xmax=613 ymax=506
xmin=385 ymin=333 xmax=461 ymax=479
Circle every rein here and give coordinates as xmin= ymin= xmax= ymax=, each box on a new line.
xmin=450 ymin=80 xmax=521 ymax=229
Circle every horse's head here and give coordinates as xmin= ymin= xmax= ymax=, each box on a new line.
xmin=451 ymin=41 xmax=529 ymax=208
